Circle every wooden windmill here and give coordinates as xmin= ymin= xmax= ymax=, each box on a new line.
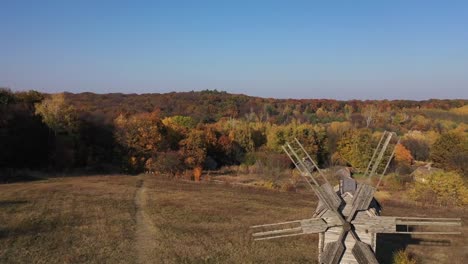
xmin=251 ymin=132 xmax=461 ymax=264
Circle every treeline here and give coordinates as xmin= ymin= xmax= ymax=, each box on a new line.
xmin=1 ymin=88 xmax=467 ymax=180
xmin=65 ymin=90 xmax=467 ymax=125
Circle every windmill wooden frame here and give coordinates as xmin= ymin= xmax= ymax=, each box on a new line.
xmin=251 ymin=132 xmax=461 ymax=264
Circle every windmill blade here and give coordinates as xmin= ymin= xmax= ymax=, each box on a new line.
xmin=283 ymin=139 xmax=346 ymax=225
xmin=251 ymin=218 xmax=329 ymax=241
xmin=375 ymin=138 xmax=400 ymax=190
xmin=320 ymin=228 xmax=346 ymax=264
xmin=346 ymin=183 xmax=375 ymax=222
xmin=320 ymin=241 xmax=346 ymax=264
xmin=364 ymin=131 xmax=388 ymax=177
xmin=366 ymin=131 xmax=394 ymax=180
xmin=351 ymin=239 xmax=379 ymax=264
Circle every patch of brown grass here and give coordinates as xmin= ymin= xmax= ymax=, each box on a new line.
xmin=142 ymin=177 xmax=318 ymax=263
xmin=0 ymin=175 xmax=139 ymax=264
xmin=0 ymin=174 xmax=466 ymax=263
xmin=379 ymin=199 xmax=468 ymax=264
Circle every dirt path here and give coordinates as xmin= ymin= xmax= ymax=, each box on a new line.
xmin=134 ymin=177 xmax=159 ymax=264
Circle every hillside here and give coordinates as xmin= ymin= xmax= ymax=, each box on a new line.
xmin=0 ymin=175 xmax=466 ymax=263
xmin=1 ymin=88 xmax=467 ymax=179
xmin=63 ymin=90 xmax=468 ymax=124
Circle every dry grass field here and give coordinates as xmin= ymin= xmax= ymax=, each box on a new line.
xmin=0 ymin=175 xmax=466 ymax=264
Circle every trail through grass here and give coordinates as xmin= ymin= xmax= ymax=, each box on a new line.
xmin=0 ymin=175 xmax=466 ymax=263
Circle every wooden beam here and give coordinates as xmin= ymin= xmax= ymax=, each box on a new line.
xmin=320 ymin=241 xmax=345 ymax=264
xmin=352 ymin=215 xmax=397 ymax=233
xmin=252 ymin=227 xmax=302 ymax=237
xmin=396 ymin=221 xmax=461 ymax=226
xmin=346 ymin=183 xmax=375 ymax=222
xmin=394 ymin=231 xmax=461 ymax=235
xmin=251 ymin=218 xmax=329 ymax=240
xmin=352 ymin=240 xmax=379 ymax=264
xmin=253 ymin=232 xmax=308 ymax=241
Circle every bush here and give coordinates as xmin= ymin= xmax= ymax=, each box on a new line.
xmin=262 ymin=180 xmax=280 ymax=190
xmin=145 ymin=151 xmax=184 ymax=176
xmin=409 ymin=171 xmax=468 ymax=206
xmin=393 ymin=250 xmax=416 ymax=264
xmin=280 ymin=181 xmax=296 ymax=192
xmin=382 ymin=173 xmax=413 ymax=191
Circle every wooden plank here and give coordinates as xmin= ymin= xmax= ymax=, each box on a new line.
xmin=300 ymin=218 xmax=329 ymax=234
xmin=394 ymin=231 xmax=461 ymax=235
xmin=254 ymin=232 xmax=308 ymax=240
xmin=364 ymin=131 xmax=387 ymax=177
xmin=347 ymin=184 xmax=375 ymax=222
xmin=320 ymin=241 xmax=345 ymax=264
xmin=318 ymin=232 xmax=324 ymax=262
xmin=352 ymin=215 xmax=397 ymax=233
xmin=395 ymin=217 xmax=462 ymax=227
xmin=395 ymin=217 xmax=461 ymax=221
xmin=252 ymin=218 xmax=330 ymax=240
xmin=321 ymin=183 xmax=342 ymax=209
xmin=251 ymin=219 xmax=301 ymax=228
xmin=368 ymin=132 xmax=393 ymax=178
xmin=352 ymin=240 xmax=378 ymax=264
xmin=252 ymin=227 xmax=302 ymax=237
xmin=396 ymin=221 xmax=461 ymax=226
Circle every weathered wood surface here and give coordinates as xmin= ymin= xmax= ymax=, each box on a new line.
xmin=320 ymin=240 xmax=345 ymax=264
xmin=352 ymin=240 xmax=379 ymax=264
xmin=321 ymin=228 xmax=375 ymax=263
xmin=340 ymin=193 xmax=353 ymax=216
xmin=251 ymin=218 xmax=330 ymax=240
xmin=395 ymin=217 xmax=462 ymax=226
xmin=346 ymin=184 xmax=375 ymax=221
xmin=367 ymin=132 xmax=393 ymax=178
xmin=352 ymin=215 xmax=397 ymax=233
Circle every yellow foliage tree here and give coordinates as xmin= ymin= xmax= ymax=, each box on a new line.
xmin=35 ymin=93 xmax=78 ymax=134
xmin=409 ymin=171 xmax=468 ymax=206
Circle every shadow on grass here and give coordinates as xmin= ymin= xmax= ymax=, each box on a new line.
xmin=376 ymin=233 xmax=451 ymax=264
xmin=0 ymin=170 xmax=45 ymax=184
xmin=0 ymin=218 xmax=59 ymax=239
xmin=0 ymin=200 xmax=29 ymax=207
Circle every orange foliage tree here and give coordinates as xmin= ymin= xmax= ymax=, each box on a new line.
xmin=114 ymin=111 xmax=165 ymax=172
xmin=394 ymin=143 xmax=414 ymax=166
xmin=179 ymin=129 xmax=207 ymax=181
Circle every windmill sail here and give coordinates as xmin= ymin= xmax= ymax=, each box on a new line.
xmin=251 ymin=136 xmax=462 ymax=264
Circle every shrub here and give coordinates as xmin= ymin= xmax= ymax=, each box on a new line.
xmin=262 ymin=180 xmax=280 ymax=190
xmin=382 ymin=173 xmax=413 ymax=191
xmin=145 ymin=151 xmax=184 ymax=176
xmin=393 ymin=250 xmax=416 ymax=264
xmin=280 ymin=182 xmax=296 ymax=192
xmin=409 ymin=171 xmax=468 ymax=206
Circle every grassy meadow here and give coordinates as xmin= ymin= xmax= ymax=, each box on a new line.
xmin=0 ymin=175 xmax=466 ymax=264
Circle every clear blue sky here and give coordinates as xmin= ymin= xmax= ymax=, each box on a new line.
xmin=1 ymin=1 xmax=468 ymax=100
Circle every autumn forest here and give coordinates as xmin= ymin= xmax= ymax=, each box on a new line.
xmin=2 ymin=88 xmax=468 ymax=263
xmin=1 ymin=88 xmax=467 ymax=180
